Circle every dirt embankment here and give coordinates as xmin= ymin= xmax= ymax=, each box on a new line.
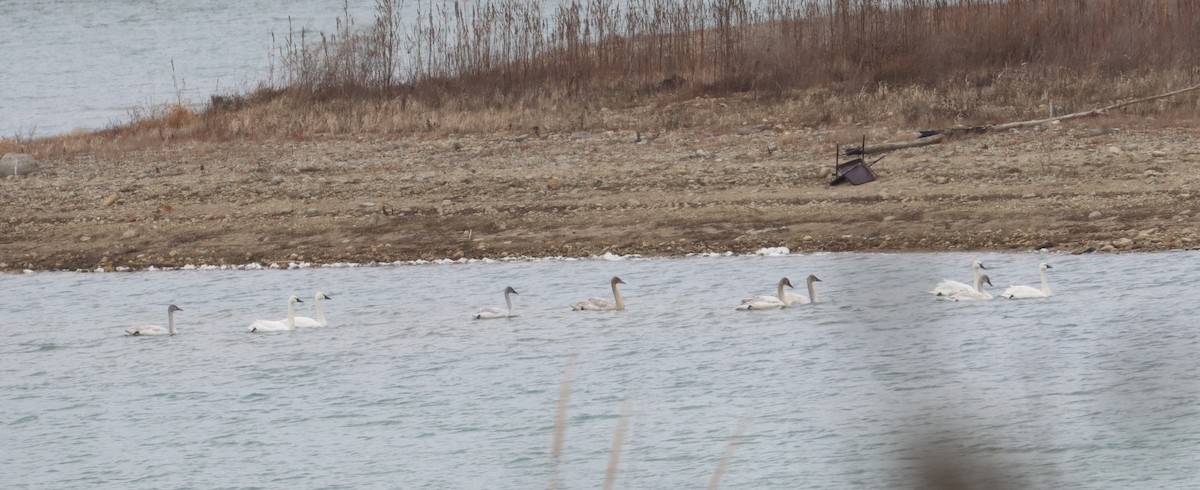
xmin=3 ymin=123 xmax=1199 ymax=272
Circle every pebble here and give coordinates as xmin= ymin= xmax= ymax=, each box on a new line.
xmin=270 ymin=175 xmax=284 ymax=185
xmin=101 ymin=193 xmax=119 ymax=207
xmin=547 ymin=177 xmax=562 ymax=190
xmin=1088 ymin=211 xmax=1103 ymax=220
xmin=122 ymin=229 xmax=138 ymax=239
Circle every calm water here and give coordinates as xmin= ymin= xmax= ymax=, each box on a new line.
xmin=0 ymin=0 xmax=376 ymax=137
xmin=3 ymin=251 xmax=1199 ymax=488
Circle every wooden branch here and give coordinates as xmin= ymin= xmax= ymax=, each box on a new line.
xmin=844 ymin=82 xmax=1200 ymax=156
xmin=846 ymin=134 xmax=944 ymax=155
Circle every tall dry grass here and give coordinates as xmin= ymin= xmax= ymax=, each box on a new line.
xmin=229 ymin=0 xmax=1200 ymax=136
xmin=270 ymin=0 xmax=1200 ymax=101
xmin=9 ymin=0 xmax=1198 ymax=153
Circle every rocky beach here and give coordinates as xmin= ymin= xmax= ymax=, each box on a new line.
xmin=2 ymin=121 xmax=1198 ymax=272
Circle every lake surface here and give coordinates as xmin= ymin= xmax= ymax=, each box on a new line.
xmin=3 ymin=251 xmax=1199 ymax=488
xmin=0 ymin=0 xmax=376 ymax=137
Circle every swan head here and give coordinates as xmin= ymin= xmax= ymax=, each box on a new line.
xmin=806 ymin=275 xmax=822 ymax=284
xmin=979 ymin=275 xmax=994 ymax=288
xmin=779 ymin=277 xmax=794 ymax=288
xmin=315 ymin=291 xmax=331 ymax=300
xmin=972 ymin=260 xmax=987 ymax=270
xmin=504 ymin=286 xmax=519 ymax=295
xmin=1040 ymin=263 xmax=1052 ymax=271
xmin=611 ymin=276 xmax=625 ymax=285
xmin=168 ymin=304 xmax=183 ymax=313
xmin=288 ymin=295 xmax=303 ymax=304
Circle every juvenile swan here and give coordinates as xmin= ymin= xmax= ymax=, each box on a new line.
xmin=736 ymin=277 xmax=794 ymax=310
xmin=125 ymin=305 xmax=183 ymax=336
xmin=931 ymin=260 xmax=987 ymax=298
xmin=288 ymin=291 xmax=331 ymax=328
xmin=475 ymin=286 xmax=519 ymax=319
xmin=945 ymin=274 xmax=994 ymax=301
xmin=572 ymin=277 xmax=626 ymax=311
xmin=247 ymin=295 xmax=303 ymax=332
xmin=1000 ymin=263 xmax=1053 ymax=299
xmin=784 ymin=275 xmax=823 ymax=304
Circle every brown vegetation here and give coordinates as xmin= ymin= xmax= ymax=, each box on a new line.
xmin=5 ymin=0 xmax=1199 ymax=157
xmin=4 ymin=1 xmax=1200 ymax=272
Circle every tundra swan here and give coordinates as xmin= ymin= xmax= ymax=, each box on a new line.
xmin=572 ymin=277 xmax=626 ymax=311
xmin=287 ymin=291 xmax=331 ymax=328
xmin=736 ymin=277 xmax=794 ymax=310
xmin=248 ymin=295 xmax=303 ymax=332
xmin=475 ymin=286 xmax=519 ymax=319
xmin=945 ymin=274 xmax=994 ymax=301
xmin=784 ymin=275 xmax=823 ymax=304
xmin=125 ymin=305 xmax=183 ymax=336
xmin=931 ymin=260 xmax=987 ymax=298
xmin=1000 ymin=263 xmax=1053 ymax=299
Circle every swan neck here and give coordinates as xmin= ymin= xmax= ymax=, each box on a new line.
xmin=315 ymin=296 xmax=326 ymax=326
xmin=807 ymin=281 xmax=817 ymax=303
xmin=168 ymin=310 xmax=177 ymax=335
xmin=776 ymin=282 xmax=788 ymax=303
xmin=612 ymin=282 xmax=625 ymax=310
xmin=286 ymin=301 xmax=296 ymax=329
xmin=971 ymin=265 xmax=981 ymax=288
xmin=1040 ymin=269 xmax=1051 ymax=295
xmin=504 ymin=290 xmax=514 ymax=315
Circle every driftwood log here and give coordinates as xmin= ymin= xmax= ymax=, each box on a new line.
xmin=845 ymin=82 xmax=1200 ymax=156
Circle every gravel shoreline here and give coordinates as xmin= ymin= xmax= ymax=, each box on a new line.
xmin=3 ymin=124 xmax=1198 ymax=272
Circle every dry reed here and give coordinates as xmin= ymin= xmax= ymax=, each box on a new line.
xmin=548 ymin=352 xmax=577 ymax=490
xmin=602 ymin=398 xmax=632 ymax=490
xmin=706 ymin=417 xmax=748 ymax=490
xmin=10 ymin=0 xmax=1200 ymax=152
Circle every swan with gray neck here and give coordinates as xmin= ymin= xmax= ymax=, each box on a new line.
xmin=572 ymin=277 xmax=626 ymax=311
xmin=476 ymin=286 xmax=519 ymax=319
xmin=784 ymin=275 xmax=823 ymax=304
xmin=125 ymin=305 xmax=183 ymax=336
xmin=737 ymin=277 xmax=794 ymax=310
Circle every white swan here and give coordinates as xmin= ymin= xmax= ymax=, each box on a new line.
xmin=944 ymin=274 xmax=994 ymax=301
xmin=572 ymin=277 xmax=626 ymax=311
xmin=736 ymin=277 xmax=794 ymax=310
xmin=931 ymin=260 xmax=987 ymax=298
xmin=125 ymin=304 xmax=183 ymax=336
xmin=475 ymin=286 xmax=518 ymax=319
xmin=287 ymin=291 xmax=331 ymax=328
xmin=784 ymin=275 xmax=823 ymax=304
xmin=247 ymin=295 xmax=303 ymax=332
xmin=1000 ymin=263 xmax=1053 ymax=299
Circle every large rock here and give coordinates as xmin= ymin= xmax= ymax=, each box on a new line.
xmin=1 ymin=153 xmax=38 ymax=177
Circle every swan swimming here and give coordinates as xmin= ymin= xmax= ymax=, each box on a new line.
xmin=475 ymin=286 xmax=519 ymax=319
xmin=944 ymin=274 xmax=994 ymax=301
xmin=1000 ymin=263 xmax=1053 ymax=299
xmin=931 ymin=260 xmax=987 ymax=298
xmin=286 ymin=291 xmax=331 ymax=328
xmin=125 ymin=304 xmax=183 ymax=336
xmin=736 ymin=277 xmax=794 ymax=310
xmin=572 ymin=277 xmax=626 ymax=311
xmin=784 ymin=275 xmax=823 ymax=304
xmin=247 ymin=295 xmax=303 ymax=332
